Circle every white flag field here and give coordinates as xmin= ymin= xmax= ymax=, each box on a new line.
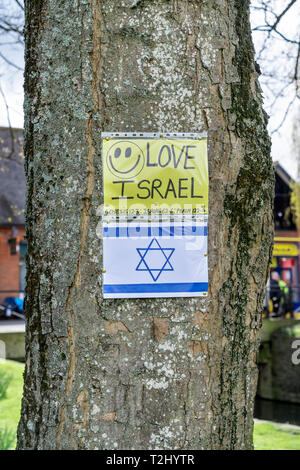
xmin=103 ymin=222 xmax=208 ymax=299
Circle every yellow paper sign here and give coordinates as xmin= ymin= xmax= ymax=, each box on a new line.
xmin=273 ymin=243 xmax=298 ymax=257
xmin=103 ymin=137 xmax=208 ymax=216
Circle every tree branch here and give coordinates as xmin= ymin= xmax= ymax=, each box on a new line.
xmin=0 ymin=82 xmax=15 ymax=158
xmin=269 ymin=0 xmax=298 ymax=32
xmin=0 ymin=51 xmax=22 ymax=70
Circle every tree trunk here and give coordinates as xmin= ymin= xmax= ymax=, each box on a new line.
xmin=17 ymin=0 xmax=274 ymax=450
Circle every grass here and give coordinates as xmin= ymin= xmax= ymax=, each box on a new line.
xmin=0 ymin=369 xmax=13 ymax=400
xmin=254 ymin=420 xmax=300 ymax=450
xmin=0 ymin=359 xmax=300 ymax=450
xmin=0 ymin=359 xmax=24 ymax=450
xmin=0 ymin=426 xmax=16 ymax=450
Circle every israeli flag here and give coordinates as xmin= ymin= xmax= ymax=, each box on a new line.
xmin=103 ymin=222 xmax=208 ymax=299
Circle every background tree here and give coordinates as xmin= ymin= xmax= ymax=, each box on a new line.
xmin=0 ymin=0 xmax=24 ymax=153
xmin=1 ymin=1 xmax=299 ymax=135
xmin=16 ymin=0 xmax=273 ymax=450
xmin=0 ymin=0 xmax=23 ymax=69
xmin=251 ymin=0 xmax=300 ymax=134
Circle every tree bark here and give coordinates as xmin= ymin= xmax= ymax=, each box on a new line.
xmin=17 ymin=0 xmax=274 ymax=450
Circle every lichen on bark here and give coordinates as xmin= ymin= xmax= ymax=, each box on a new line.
xmin=17 ymin=0 xmax=273 ymax=450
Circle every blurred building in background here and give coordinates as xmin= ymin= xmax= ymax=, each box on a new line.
xmin=272 ymin=163 xmax=300 ymax=312
xmin=0 ymin=127 xmax=26 ymax=304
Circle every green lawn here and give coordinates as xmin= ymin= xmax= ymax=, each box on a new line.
xmin=0 ymin=359 xmax=300 ymax=450
xmin=254 ymin=420 xmax=300 ymax=450
xmin=0 ymin=359 xmax=24 ymax=449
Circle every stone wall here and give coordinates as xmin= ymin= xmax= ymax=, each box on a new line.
xmin=257 ymin=324 xmax=300 ymax=404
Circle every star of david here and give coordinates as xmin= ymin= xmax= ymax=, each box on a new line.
xmin=136 ymin=238 xmax=175 ymax=282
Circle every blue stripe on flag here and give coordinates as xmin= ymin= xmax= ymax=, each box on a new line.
xmin=103 ymin=282 xmax=208 ymax=294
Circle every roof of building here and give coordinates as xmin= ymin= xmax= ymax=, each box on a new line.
xmin=0 ymin=127 xmax=25 ymax=226
xmin=274 ymin=162 xmax=294 ymax=188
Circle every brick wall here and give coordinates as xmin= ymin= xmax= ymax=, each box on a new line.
xmin=0 ymin=226 xmax=25 ymax=302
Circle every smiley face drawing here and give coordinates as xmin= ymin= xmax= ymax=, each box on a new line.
xmin=106 ymin=141 xmax=145 ymax=179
